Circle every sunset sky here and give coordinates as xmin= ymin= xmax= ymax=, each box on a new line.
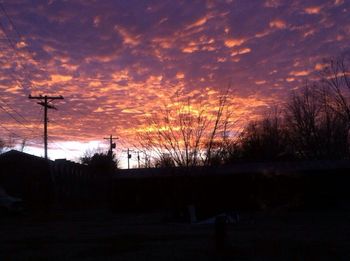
xmin=0 ymin=0 xmax=349 ymax=166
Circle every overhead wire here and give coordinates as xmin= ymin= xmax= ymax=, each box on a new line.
xmin=0 ymin=2 xmax=39 ymax=93
xmin=0 ymin=97 xmax=29 ymax=122
xmin=0 ymin=14 xmax=47 ymax=148
xmin=0 ymin=103 xmax=41 ymax=138
xmin=0 ymin=22 xmax=33 ymax=93
xmin=0 ymin=122 xmax=23 ymax=138
xmin=0 ymin=5 xmax=42 ymax=140
xmin=0 ymin=2 xmax=23 ymax=40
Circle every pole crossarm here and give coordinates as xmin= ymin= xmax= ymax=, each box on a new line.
xmin=29 ymin=95 xmax=64 ymax=100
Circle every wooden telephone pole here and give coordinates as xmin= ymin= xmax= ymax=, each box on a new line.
xmin=28 ymin=94 xmax=64 ymax=159
xmin=104 ymin=134 xmax=118 ymax=157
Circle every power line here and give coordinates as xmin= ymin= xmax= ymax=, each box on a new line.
xmin=0 ymin=2 xmax=48 ymax=93
xmin=0 ymin=123 xmax=42 ymax=143
xmin=0 ymin=122 xmax=42 ymax=150
xmin=0 ymin=105 xmax=40 ymax=138
xmin=0 ymin=97 xmax=29 ymax=123
xmin=0 ymin=2 xmax=23 ymax=40
xmin=0 ymin=44 xmax=31 ymax=93
xmin=50 ymin=140 xmax=72 ymax=155
xmin=0 ymin=15 xmax=35 ymax=93
xmin=0 ymin=122 xmax=24 ymax=138
xmin=0 ymin=100 xmax=42 ymax=138
xmin=0 ymin=100 xmax=43 ymax=144
xmin=0 ymin=24 xmax=32 ymax=93
xmin=0 ymin=103 xmax=27 ymax=126
xmin=0 ymin=21 xmax=19 ymax=56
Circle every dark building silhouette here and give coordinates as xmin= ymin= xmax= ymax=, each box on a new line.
xmin=0 ymin=150 xmax=53 ymax=210
xmin=1 ymin=150 xmax=350 ymax=217
xmin=111 ymin=161 xmax=350 ymax=219
xmin=0 ymin=150 xmax=105 ymax=210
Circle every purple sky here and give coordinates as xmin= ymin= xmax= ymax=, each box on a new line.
xmin=0 ymin=0 xmax=349 ymax=160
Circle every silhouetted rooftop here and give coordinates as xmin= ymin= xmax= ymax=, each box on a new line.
xmin=0 ymin=150 xmax=50 ymax=162
xmin=115 ymin=160 xmax=350 ymax=179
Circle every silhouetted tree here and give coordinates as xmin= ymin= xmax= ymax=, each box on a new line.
xmin=285 ymin=85 xmax=323 ymax=159
xmin=154 ymin=153 xmax=176 ymax=168
xmin=81 ymin=150 xmax=118 ymax=175
xmin=237 ymin=110 xmax=290 ymax=161
xmin=235 ymin=57 xmax=350 ymax=161
xmin=286 ymin=83 xmax=348 ymax=159
xmin=219 ymin=140 xmax=242 ymax=164
xmin=138 ymin=91 xmax=233 ymax=167
xmin=320 ymin=57 xmax=350 ymax=123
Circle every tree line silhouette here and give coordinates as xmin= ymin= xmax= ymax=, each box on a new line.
xmin=140 ymin=57 xmax=350 ymax=167
xmin=225 ymin=57 xmax=350 ymax=163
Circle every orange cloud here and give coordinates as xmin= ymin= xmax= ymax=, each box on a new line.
xmin=152 ymin=37 xmax=173 ymax=49
xmin=303 ymin=29 xmax=316 ymax=37
xmin=88 ymin=81 xmax=102 ymax=87
xmin=16 ymin=41 xmax=27 ymax=48
xmin=217 ymin=57 xmax=227 ymax=62
xmin=224 ymin=38 xmax=245 ymax=48
xmin=51 ymin=74 xmax=72 ymax=83
xmin=314 ymin=63 xmax=326 ymax=71
xmin=176 ymin=72 xmax=185 ymax=79
xmin=121 ymin=109 xmax=142 ymax=114
xmin=289 ymin=70 xmax=310 ymax=77
xmin=114 ymin=25 xmax=140 ymax=46
xmin=4 ymin=84 xmax=22 ymax=94
xmin=269 ymin=19 xmax=287 ymax=29
xmin=182 ymin=45 xmax=199 ymax=53
xmin=231 ymin=47 xmax=251 ymax=56
xmin=186 ymin=16 xmax=208 ymax=30
xmin=255 ymin=80 xmax=266 ymax=85
xmin=304 ymin=6 xmax=322 ymax=14
xmin=255 ymin=30 xmax=271 ymax=38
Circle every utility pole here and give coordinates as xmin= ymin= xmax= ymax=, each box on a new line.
xmin=131 ymin=150 xmax=141 ymax=168
xmin=137 ymin=151 xmax=140 ymax=168
xmin=144 ymin=152 xmax=150 ymax=168
xmin=122 ymin=148 xmax=133 ymax=169
xmin=103 ymin=134 xmax=118 ymax=157
xmin=28 ymin=94 xmax=64 ymax=159
xmin=127 ymin=148 xmax=131 ymax=169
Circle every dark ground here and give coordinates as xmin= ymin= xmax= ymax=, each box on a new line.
xmin=1 ymin=209 xmax=350 ymax=260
